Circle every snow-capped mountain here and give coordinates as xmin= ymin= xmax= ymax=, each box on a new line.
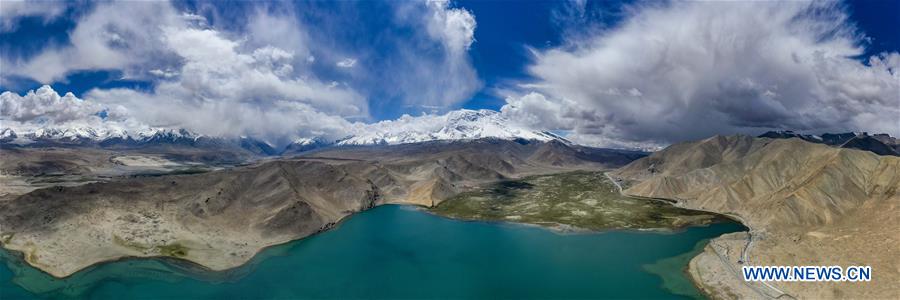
xmin=0 ymin=125 xmax=281 ymax=154
xmin=2 ymin=109 xmax=569 ymax=154
xmin=0 ymin=128 xmax=16 ymax=143
xmin=281 ymin=137 xmax=333 ymax=155
xmin=2 ymin=126 xmax=199 ymax=145
xmin=336 ymin=109 xmax=562 ymax=146
xmin=277 ymin=109 xmax=565 ymax=154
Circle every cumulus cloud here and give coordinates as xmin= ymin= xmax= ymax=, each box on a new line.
xmin=1 ymin=1 xmax=369 ymax=146
xmin=501 ymin=92 xmax=573 ymax=130
xmin=84 ymin=25 xmax=365 ymax=145
xmin=505 ymin=1 xmax=900 ymax=147
xmin=0 ymin=85 xmax=102 ymax=124
xmin=0 ymin=85 xmax=210 ymax=139
xmin=2 ymin=1 xmax=488 ymax=145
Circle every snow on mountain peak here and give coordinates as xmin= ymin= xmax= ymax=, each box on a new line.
xmin=0 ymin=124 xmax=199 ymax=144
xmin=290 ymin=137 xmax=322 ymax=146
xmin=3 ymin=108 xmax=566 ymax=148
xmin=337 ymin=109 xmax=557 ymax=146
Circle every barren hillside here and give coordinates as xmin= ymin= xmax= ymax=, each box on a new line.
xmin=0 ymin=139 xmax=641 ymax=278
xmin=612 ymin=135 xmax=900 ymax=299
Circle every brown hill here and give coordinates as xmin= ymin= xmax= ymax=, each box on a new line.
xmin=611 ymin=135 xmax=900 ymax=299
xmin=0 ymin=139 xmax=641 ymax=278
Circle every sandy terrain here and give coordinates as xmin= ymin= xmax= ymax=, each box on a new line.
xmin=111 ymin=155 xmax=183 ymax=167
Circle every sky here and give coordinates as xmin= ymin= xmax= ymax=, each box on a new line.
xmin=1 ymin=0 xmax=898 ymax=149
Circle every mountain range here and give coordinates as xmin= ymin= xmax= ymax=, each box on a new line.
xmin=759 ymin=130 xmax=900 ymax=156
xmin=1 ymin=125 xmax=898 ymax=298
xmin=1 ymin=110 xmax=569 ymax=156
xmin=6 ymin=113 xmax=899 ymax=159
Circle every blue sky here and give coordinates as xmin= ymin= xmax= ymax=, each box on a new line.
xmin=1 ymin=0 xmax=580 ymax=119
xmin=1 ymin=0 xmax=898 ymax=147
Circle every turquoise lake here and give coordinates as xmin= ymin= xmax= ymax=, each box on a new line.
xmin=1 ymin=205 xmax=745 ymax=299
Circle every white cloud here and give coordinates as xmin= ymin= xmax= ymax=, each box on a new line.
xmin=1 ymin=1 xmax=372 ymax=145
xmin=81 ymin=25 xmax=366 ymax=145
xmin=505 ymin=1 xmax=900 ymax=146
xmin=0 ymin=85 xmax=103 ymax=124
xmin=7 ymin=2 xmax=186 ymax=83
xmin=0 ymin=0 xmax=67 ymax=32
xmin=500 ymin=92 xmax=572 ymax=130
xmin=425 ymin=0 xmax=477 ymax=54
xmin=148 ymin=69 xmax=178 ymax=78
xmin=0 ymin=86 xmax=214 ymax=143
xmin=336 ymin=58 xmax=357 ymax=68
xmin=244 ymin=8 xmax=311 ymax=64
xmin=0 ymin=1 xmax=489 ymax=146
xmin=386 ymin=0 xmax=482 ymax=109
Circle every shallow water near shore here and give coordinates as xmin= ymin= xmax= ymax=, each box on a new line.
xmin=1 ymin=205 xmax=745 ymax=299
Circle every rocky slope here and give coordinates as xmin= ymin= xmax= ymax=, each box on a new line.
xmin=0 ymin=139 xmax=643 ymax=278
xmin=611 ymin=135 xmax=900 ymax=299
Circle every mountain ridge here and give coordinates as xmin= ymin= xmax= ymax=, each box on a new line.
xmin=2 ymin=109 xmax=576 ymax=155
xmin=611 ymin=134 xmax=900 ymax=298
xmin=759 ymin=130 xmax=900 ymax=156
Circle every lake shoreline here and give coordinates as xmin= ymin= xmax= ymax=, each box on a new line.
xmin=2 ymin=204 xmax=746 ymax=299
xmin=1 ymin=200 xmax=745 ymax=280
xmin=2 ymin=171 xmax=748 ymax=281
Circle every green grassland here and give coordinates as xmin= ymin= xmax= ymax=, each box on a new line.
xmin=430 ymin=171 xmax=721 ymax=231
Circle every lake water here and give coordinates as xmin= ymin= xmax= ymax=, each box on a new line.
xmin=1 ymin=205 xmax=745 ymax=299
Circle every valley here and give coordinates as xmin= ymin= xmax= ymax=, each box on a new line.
xmin=3 ymin=1 xmax=898 ymax=298
xmin=1 ymin=134 xmax=898 ymax=299
xmin=0 ymin=146 xmax=228 ymax=199
xmin=0 ymin=139 xmax=643 ymax=278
